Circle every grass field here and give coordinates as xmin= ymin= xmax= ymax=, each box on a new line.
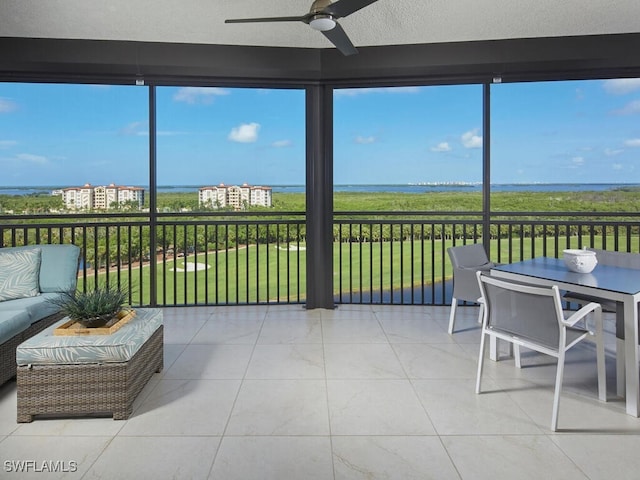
xmin=79 ymin=234 xmax=639 ymax=306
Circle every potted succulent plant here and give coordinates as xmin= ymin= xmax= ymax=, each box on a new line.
xmin=50 ymin=285 xmax=129 ymax=328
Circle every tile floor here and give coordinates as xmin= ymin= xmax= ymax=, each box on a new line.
xmin=1 ymin=304 xmax=640 ymax=479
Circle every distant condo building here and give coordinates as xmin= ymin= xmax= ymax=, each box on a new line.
xmin=199 ymin=183 xmax=272 ymax=210
xmin=58 ymin=183 xmax=145 ymax=210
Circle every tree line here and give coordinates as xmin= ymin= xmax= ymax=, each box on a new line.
xmin=2 ymin=189 xmax=639 ymax=269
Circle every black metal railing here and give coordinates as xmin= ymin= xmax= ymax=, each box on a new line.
xmin=333 ymin=211 xmax=640 ymax=305
xmin=2 ymin=211 xmax=639 ymax=307
xmin=154 ymin=216 xmax=306 ymax=306
xmin=0 ymin=211 xmax=306 ymax=307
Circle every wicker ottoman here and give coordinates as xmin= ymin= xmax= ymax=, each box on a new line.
xmin=16 ymin=308 xmax=163 ymax=423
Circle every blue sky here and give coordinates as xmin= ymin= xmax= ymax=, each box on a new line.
xmin=0 ymin=79 xmax=639 ymax=187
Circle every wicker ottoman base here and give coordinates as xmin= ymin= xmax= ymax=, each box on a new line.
xmin=16 ymin=326 xmax=163 ymax=423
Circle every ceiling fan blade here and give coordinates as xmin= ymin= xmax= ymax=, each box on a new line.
xmin=225 ymin=15 xmax=307 ymax=24
xmin=322 ymin=22 xmax=358 ymax=56
xmin=323 ymin=0 xmax=379 ymax=19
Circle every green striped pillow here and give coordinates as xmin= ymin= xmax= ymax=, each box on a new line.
xmin=0 ymin=248 xmax=41 ymax=302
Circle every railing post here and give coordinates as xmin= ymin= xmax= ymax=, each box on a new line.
xmin=305 ymin=84 xmax=335 ymax=309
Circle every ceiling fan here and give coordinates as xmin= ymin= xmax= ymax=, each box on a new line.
xmin=225 ymin=0 xmax=380 ymax=56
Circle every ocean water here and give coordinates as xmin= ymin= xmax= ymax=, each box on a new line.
xmin=1 ymin=183 xmax=639 ymax=196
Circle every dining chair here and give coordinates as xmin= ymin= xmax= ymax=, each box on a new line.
xmin=564 ymin=248 xmax=640 ymax=397
xmin=447 ymin=243 xmax=494 ymax=334
xmin=476 ymin=272 xmax=606 ymax=431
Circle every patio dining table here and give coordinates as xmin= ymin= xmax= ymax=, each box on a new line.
xmin=491 ymin=256 xmax=640 ymax=417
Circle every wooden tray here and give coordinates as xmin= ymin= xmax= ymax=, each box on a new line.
xmin=54 ymin=309 xmax=136 ymax=336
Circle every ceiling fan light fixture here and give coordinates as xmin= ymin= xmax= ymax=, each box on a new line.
xmin=309 ymin=14 xmax=336 ymax=31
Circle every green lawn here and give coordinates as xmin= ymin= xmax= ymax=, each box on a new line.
xmin=79 ymin=234 xmax=639 ymax=306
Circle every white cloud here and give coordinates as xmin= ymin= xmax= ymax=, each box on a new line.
xmin=604 ymin=148 xmax=624 ymax=157
xmin=335 ymin=86 xmax=422 ymax=97
xmin=613 ymin=163 xmax=624 ymax=170
xmin=355 ymin=135 xmax=376 ymax=144
xmin=16 ymin=153 xmax=47 ymax=165
xmin=572 ymin=156 xmax=585 ymax=166
xmin=228 ymin=122 xmax=260 ymax=143
xmin=173 ymin=87 xmax=230 ymax=105
xmin=461 ymin=129 xmax=482 ymax=148
xmin=272 ymin=139 xmax=292 ymax=148
xmin=603 ymin=78 xmax=640 ymax=95
xmin=119 ymin=121 xmax=146 ymax=136
xmin=612 ymin=100 xmax=640 ymax=115
xmin=0 ymin=98 xmax=18 ymax=113
xmin=0 ymin=140 xmax=17 ymax=149
xmin=431 ymin=142 xmax=452 ymax=152
xmin=625 ymin=138 xmax=640 ymax=147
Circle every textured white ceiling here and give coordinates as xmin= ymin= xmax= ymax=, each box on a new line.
xmin=1 ymin=0 xmax=639 ymax=49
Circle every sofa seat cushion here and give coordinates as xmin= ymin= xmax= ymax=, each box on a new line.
xmin=7 ymin=244 xmax=80 ymax=293
xmin=0 ymin=293 xmax=64 ymax=324
xmin=0 ymin=248 xmax=41 ymax=302
xmin=16 ymin=308 xmax=163 ymax=365
xmin=0 ymin=310 xmax=32 ymax=345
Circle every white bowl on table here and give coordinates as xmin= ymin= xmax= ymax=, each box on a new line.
xmin=563 ymin=249 xmax=598 ymax=273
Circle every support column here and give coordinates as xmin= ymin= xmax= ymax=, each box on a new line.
xmin=305 ymin=84 xmax=334 ymax=309
xmin=482 ymin=82 xmax=491 ymax=255
xmin=148 ymin=85 xmax=158 ymax=307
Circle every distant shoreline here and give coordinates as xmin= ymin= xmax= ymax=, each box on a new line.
xmin=1 ymin=183 xmax=639 ymax=196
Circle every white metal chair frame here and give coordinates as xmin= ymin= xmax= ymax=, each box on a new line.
xmin=476 ymin=272 xmax=607 ymax=431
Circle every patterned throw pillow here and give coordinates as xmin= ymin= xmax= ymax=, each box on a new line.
xmin=0 ymin=248 xmax=42 ymax=302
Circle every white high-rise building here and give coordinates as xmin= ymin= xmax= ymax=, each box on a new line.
xmin=198 ymin=183 xmax=272 ymax=210
xmin=60 ymin=183 xmax=145 ymax=210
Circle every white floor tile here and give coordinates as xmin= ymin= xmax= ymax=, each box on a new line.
xmin=322 ymin=318 xmax=387 ymax=343
xmin=378 ymin=315 xmax=455 ymax=344
xmin=3 ymin=305 xmax=639 ymax=480
xmin=210 ymin=436 xmax=334 ymax=480
xmin=0 ymin=382 xmax=20 ymax=436
xmin=327 ymin=379 xmax=436 ymax=435
xmin=442 ymin=435 xmax=589 ymax=480
xmin=413 ymin=378 xmax=543 ymax=435
xmin=164 ymin=344 xmax=253 ymax=379
xmin=12 ymin=416 xmax=125 ymax=437
xmin=0 ymin=435 xmax=111 ymax=479
xmin=550 ymin=434 xmax=640 ymax=480
xmin=245 ymin=344 xmax=325 ymax=379
xmin=394 ymin=343 xmax=478 ymax=378
xmin=162 ymin=315 xmax=207 ymax=344
xmin=324 ymin=343 xmax=406 ymax=379
xmin=191 ymin=317 xmax=264 ymax=344
xmin=332 ymin=436 xmax=460 ymax=480
xmin=226 ymin=379 xmax=330 ymax=435
xmin=119 ymin=379 xmax=240 ymax=436
xmin=258 ymin=315 xmax=323 ymax=344
xmin=85 ymin=436 xmax=220 ymax=480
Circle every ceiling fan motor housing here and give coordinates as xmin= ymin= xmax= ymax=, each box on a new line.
xmin=309 ymin=14 xmax=336 ymax=31
xmin=310 ymin=0 xmax=335 ymax=15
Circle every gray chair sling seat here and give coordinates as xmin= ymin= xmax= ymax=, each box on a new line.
xmin=447 ymin=243 xmax=496 ymax=334
xmin=476 ymin=272 xmax=606 ymax=431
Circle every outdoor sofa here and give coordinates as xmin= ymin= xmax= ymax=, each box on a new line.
xmin=0 ymin=244 xmax=80 ymax=385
